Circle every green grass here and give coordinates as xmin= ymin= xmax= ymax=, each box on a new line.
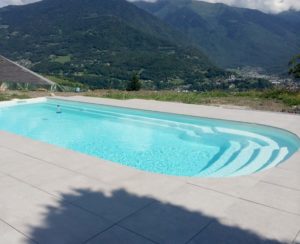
xmin=0 ymin=93 xmax=30 ymax=101
xmin=51 ymin=55 xmax=71 ymax=64
xmin=45 ymin=75 xmax=86 ymax=88
xmin=95 ymin=90 xmax=299 ymax=106
xmin=260 ymin=90 xmax=300 ymax=106
xmin=86 ymin=89 xmax=300 ymax=113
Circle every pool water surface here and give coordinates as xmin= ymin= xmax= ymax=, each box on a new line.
xmin=0 ymin=98 xmax=299 ymax=177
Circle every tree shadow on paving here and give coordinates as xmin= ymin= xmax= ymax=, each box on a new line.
xmin=26 ymin=188 xmax=281 ymax=244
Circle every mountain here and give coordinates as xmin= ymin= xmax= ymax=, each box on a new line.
xmin=277 ymin=10 xmax=300 ymax=28
xmin=135 ymin=0 xmax=300 ymax=73
xmin=0 ymin=0 xmax=220 ymax=89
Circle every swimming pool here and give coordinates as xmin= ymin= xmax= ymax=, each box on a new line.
xmin=0 ymin=98 xmax=299 ymax=177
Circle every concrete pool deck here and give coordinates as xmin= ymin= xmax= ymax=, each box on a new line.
xmin=0 ymin=96 xmax=299 ymax=244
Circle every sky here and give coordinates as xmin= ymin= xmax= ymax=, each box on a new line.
xmin=0 ymin=0 xmax=300 ymax=13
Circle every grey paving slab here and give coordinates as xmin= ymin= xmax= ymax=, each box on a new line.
xmin=79 ymin=160 xmax=140 ymax=184
xmin=0 ymin=131 xmax=99 ymax=172
xmin=0 ymin=154 xmax=40 ymax=175
xmin=240 ymin=181 xmax=300 ymax=215
xmin=189 ymin=220 xmax=283 ymax=244
xmin=86 ymin=225 xmax=155 ymax=244
xmin=207 ymin=200 xmax=300 ymax=244
xmin=261 ymin=167 xmax=300 ymax=191
xmin=0 ymin=176 xmax=112 ymax=244
xmin=187 ymin=175 xmax=259 ymax=197
xmin=294 ymin=231 xmax=300 ymax=244
xmin=0 ymin=220 xmax=35 ymax=244
xmin=38 ymin=173 xmax=154 ymax=223
xmin=277 ymin=151 xmax=300 ymax=173
xmin=0 ymin=131 xmax=50 ymax=155
xmin=6 ymin=159 xmax=77 ymax=186
xmin=119 ymin=184 xmax=236 ymax=244
xmin=27 ymin=145 xmax=102 ymax=171
xmin=112 ymin=172 xmax=186 ymax=199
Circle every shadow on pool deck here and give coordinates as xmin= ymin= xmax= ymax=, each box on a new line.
xmin=26 ymin=188 xmax=281 ymax=244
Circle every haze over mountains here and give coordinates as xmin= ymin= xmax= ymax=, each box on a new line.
xmin=135 ymin=0 xmax=300 ymax=72
xmin=0 ymin=0 xmax=299 ymax=89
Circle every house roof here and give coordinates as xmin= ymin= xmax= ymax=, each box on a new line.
xmin=0 ymin=55 xmax=55 ymax=85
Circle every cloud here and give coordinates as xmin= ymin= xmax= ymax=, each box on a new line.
xmin=1 ymin=0 xmax=300 ymax=13
xmin=0 ymin=0 xmax=39 ymax=8
xmin=203 ymin=0 xmax=300 ymax=13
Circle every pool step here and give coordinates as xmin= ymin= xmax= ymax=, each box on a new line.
xmin=45 ymin=103 xmax=214 ymax=135
xmin=198 ymin=141 xmax=241 ymax=176
xmin=230 ymin=146 xmax=276 ymax=176
xmin=210 ymin=141 xmax=260 ymax=177
xmin=256 ymin=147 xmax=289 ymax=172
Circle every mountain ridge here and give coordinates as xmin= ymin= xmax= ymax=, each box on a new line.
xmin=0 ymin=0 xmax=221 ymax=89
xmin=135 ymin=0 xmax=300 ymax=73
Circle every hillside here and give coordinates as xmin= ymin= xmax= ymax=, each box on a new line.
xmin=135 ymin=0 xmax=300 ymax=73
xmin=0 ymin=0 xmax=220 ymax=89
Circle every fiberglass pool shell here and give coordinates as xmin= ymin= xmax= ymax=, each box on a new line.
xmin=0 ymin=98 xmax=299 ymax=177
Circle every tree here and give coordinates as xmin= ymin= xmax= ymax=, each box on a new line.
xmin=289 ymin=54 xmax=300 ymax=80
xmin=126 ymin=73 xmax=141 ymax=91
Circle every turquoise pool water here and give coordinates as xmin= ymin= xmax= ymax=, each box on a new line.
xmin=0 ymin=99 xmax=299 ymax=177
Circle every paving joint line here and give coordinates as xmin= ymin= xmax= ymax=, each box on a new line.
xmin=1 ymin=144 xmax=125 ymax=186
xmin=238 ymin=197 xmax=300 ymax=217
xmin=185 ymin=220 xmax=216 ymax=244
xmin=260 ymin=180 xmax=300 ymax=192
xmin=187 ymin=182 xmax=241 ymax=199
xmin=81 ymin=224 xmax=117 ymax=244
xmin=1 ymin=169 xmax=164 ymax=244
xmin=0 ymin=217 xmax=38 ymax=244
xmin=116 ymin=225 xmax=159 ymax=244
xmin=292 ymin=229 xmax=300 ymax=244
xmin=188 ymin=182 xmax=300 ymax=217
xmin=3 ymin=172 xmax=113 ymax=223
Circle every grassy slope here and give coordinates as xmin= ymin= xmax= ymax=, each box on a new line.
xmin=86 ymin=90 xmax=300 ymax=113
xmin=1 ymin=89 xmax=299 ymax=113
xmin=0 ymin=93 xmax=30 ymax=101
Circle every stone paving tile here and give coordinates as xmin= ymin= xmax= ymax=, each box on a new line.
xmin=277 ymin=151 xmax=300 ymax=173
xmin=261 ymin=167 xmax=300 ymax=191
xmin=112 ymin=172 xmax=186 ymax=199
xmin=0 ymin=131 xmax=50 ymax=155
xmin=188 ymin=220 xmax=281 ymax=244
xmin=187 ymin=175 xmax=259 ymax=198
xmin=38 ymin=173 xmax=153 ymax=223
xmin=7 ymin=160 xmax=77 ymax=186
xmin=0 ymin=176 xmax=112 ymax=244
xmin=119 ymin=184 xmax=236 ymax=244
xmin=27 ymin=146 xmax=101 ymax=171
xmin=79 ymin=160 xmax=140 ymax=184
xmin=240 ymin=181 xmax=300 ymax=215
xmin=86 ymin=225 xmax=155 ymax=244
xmin=0 ymin=220 xmax=35 ymax=244
xmin=0 ymin=131 xmax=103 ymax=172
xmin=0 ymin=155 xmax=41 ymax=176
xmin=191 ymin=199 xmax=300 ymax=244
xmin=294 ymin=230 xmax=300 ymax=244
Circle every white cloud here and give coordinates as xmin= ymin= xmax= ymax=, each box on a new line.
xmin=1 ymin=0 xmax=300 ymax=13
xmin=203 ymin=0 xmax=300 ymax=13
xmin=0 ymin=0 xmax=39 ymax=8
